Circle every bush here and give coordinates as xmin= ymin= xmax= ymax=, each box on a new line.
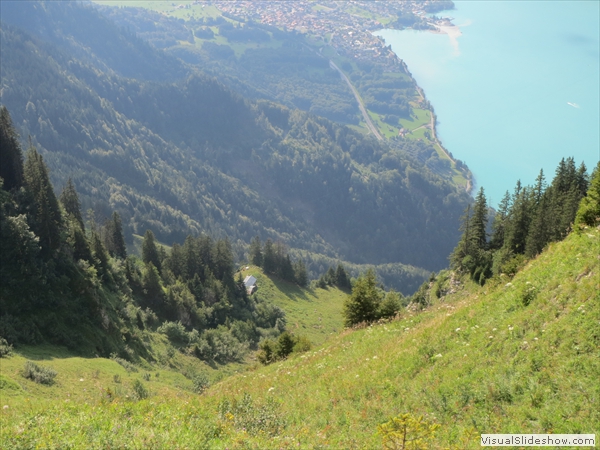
xmin=0 ymin=337 xmax=13 ymax=357
xmin=22 ymin=361 xmax=57 ymax=385
xmin=377 ymin=413 xmax=440 ymax=449
xmin=157 ymin=321 xmax=190 ymax=345
xmin=257 ymin=332 xmax=311 ymax=365
xmin=192 ymin=373 xmax=210 ymax=394
xmin=132 ymin=379 xmax=149 ymax=400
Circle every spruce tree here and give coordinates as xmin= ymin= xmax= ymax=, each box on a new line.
xmin=335 ymin=264 xmax=351 ymax=290
xmin=59 ymin=178 xmax=84 ymax=231
xmin=248 ymin=236 xmax=263 ymax=266
xmin=293 ymin=259 xmax=308 ymax=287
xmin=142 ymin=229 xmax=161 ymax=271
xmin=263 ymin=239 xmax=276 ymax=274
xmin=23 ymin=145 xmax=62 ymax=256
xmin=489 ymin=191 xmax=511 ymax=250
xmin=575 ymin=161 xmax=600 ymax=228
xmin=343 ymin=269 xmax=382 ymax=326
xmin=0 ymin=106 xmax=24 ymax=191
xmin=110 ymin=212 xmax=127 ymax=259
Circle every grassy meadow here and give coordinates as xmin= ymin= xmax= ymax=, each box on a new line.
xmin=2 ymin=229 xmax=598 ymax=448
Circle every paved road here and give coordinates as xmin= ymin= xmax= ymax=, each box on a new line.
xmin=329 ymin=60 xmax=383 ymax=141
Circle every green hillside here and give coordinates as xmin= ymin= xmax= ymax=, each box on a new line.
xmin=2 ymin=227 xmax=597 ymax=448
xmin=239 ymin=266 xmax=347 ymax=346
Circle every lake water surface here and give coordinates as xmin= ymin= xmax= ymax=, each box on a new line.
xmin=376 ymin=1 xmax=599 ymax=205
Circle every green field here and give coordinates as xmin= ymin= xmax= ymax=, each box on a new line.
xmin=240 ymin=266 xmax=347 ymax=346
xmin=93 ymin=1 xmax=222 ymax=21
xmin=399 ymin=108 xmax=431 ymax=132
xmin=2 ymin=228 xmax=597 ymax=448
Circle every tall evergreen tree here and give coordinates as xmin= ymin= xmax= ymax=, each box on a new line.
xmin=263 ymin=239 xmax=276 ymax=274
xmin=142 ymin=229 xmax=161 ymax=271
xmin=343 ymin=269 xmax=382 ymax=327
xmin=0 ymin=106 xmax=24 ymax=191
xmin=248 ymin=235 xmax=263 ymax=267
xmin=293 ymin=259 xmax=308 ymax=287
xmin=59 ymin=178 xmax=84 ymax=231
xmin=503 ymin=184 xmax=532 ymax=254
xmin=489 ymin=191 xmax=511 ymax=250
xmin=575 ymin=161 xmax=600 ymax=228
xmin=23 ymin=145 xmax=62 ymax=256
xmin=110 ymin=211 xmax=127 ymax=259
xmin=335 ymin=263 xmax=351 ymax=290
xmin=470 ymin=187 xmax=488 ymax=250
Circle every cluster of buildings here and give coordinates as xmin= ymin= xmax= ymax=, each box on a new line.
xmin=212 ymin=1 xmax=441 ymax=71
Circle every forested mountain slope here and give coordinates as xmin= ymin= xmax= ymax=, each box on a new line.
xmin=0 ymin=1 xmax=471 ymax=286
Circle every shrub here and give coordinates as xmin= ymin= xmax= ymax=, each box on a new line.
xmin=192 ymin=373 xmax=210 ymax=394
xmin=377 ymin=413 xmax=440 ymax=450
xmin=258 ymin=332 xmax=311 ymax=365
xmin=131 ymin=379 xmax=149 ymax=400
xmin=520 ymin=284 xmax=537 ymax=307
xmin=157 ymin=321 xmax=190 ymax=345
xmin=22 ymin=361 xmax=57 ymax=385
xmin=0 ymin=337 xmax=13 ymax=357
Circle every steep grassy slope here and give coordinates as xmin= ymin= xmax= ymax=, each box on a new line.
xmin=240 ymin=266 xmax=347 ymax=346
xmin=1 ymin=229 xmax=597 ymax=448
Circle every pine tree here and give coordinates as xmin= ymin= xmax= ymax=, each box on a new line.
xmin=525 ymin=190 xmax=551 ymax=257
xmin=23 ymin=145 xmax=62 ymax=256
xmin=470 ymin=187 xmax=488 ymax=250
xmin=504 ymin=184 xmax=532 ymax=254
xmin=0 ymin=106 xmax=24 ymax=191
xmin=248 ymin=235 xmax=263 ymax=267
xmin=110 ymin=212 xmax=127 ymax=259
xmin=183 ymin=235 xmax=199 ymax=280
xmin=142 ymin=229 xmax=161 ymax=272
xmin=167 ymin=243 xmax=186 ymax=279
xmin=489 ymin=191 xmax=511 ymax=250
xmin=293 ymin=259 xmax=308 ymax=287
xmin=335 ymin=264 xmax=351 ymax=290
xmin=59 ymin=178 xmax=84 ymax=231
xmin=263 ymin=239 xmax=276 ymax=274
xmin=575 ymin=161 xmax=600 ymax=228
xmin=450 ymin=204 xmax=472 ymax=271
xmin=142 ymin=262 xmax=164 ymax=311
xmin=343 ymin=269 xmax=382 ymax=327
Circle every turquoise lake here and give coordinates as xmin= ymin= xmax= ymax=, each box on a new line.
xmin=376 ymin=1 xmax=599 ymax=205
